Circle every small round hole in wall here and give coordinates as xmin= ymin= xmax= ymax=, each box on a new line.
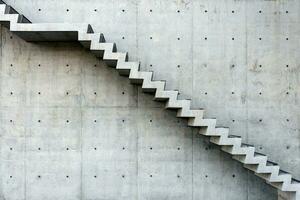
xmin=122 ymin=36 xmax=125 ymax=39
xmin=259 ymin=37 xmax=262 ymax=40
xmin=10 ymin=64 xmax=13 ymax=67
xmin=286 ymin=38 xmax=289 ymax=40
xmin=150 ymin=174 xmax=153 ymax=177
xmin=66 ymin=64 xmax=69 ymax=67
xmin=38 ymin=8 xmax=41 ymax=11
xmin=286 ymin=146 xmax=290 ymax=150
xmin=232 ymin=174 xmax=236 ymax=178
xmin=94 ymin=64 xmax=97 ymax=67
xmin=10 ymin=92 xmax=13 ymax=95
xmin=204 ymin=37 xmax=207 ymax=40
xmin=177 ymin=175 xmax=180 ymax=178
xmin=286 ymin=11 xmax=289 ymax=14
xmin=66 ymin=175 xmax=69 ymax=178
xmin=177 ymin=65 xmax=180 ymax=68
xmin=10 ymin=147 xmax=13 ymax=151
xmin=231 ymin=91 xmax=235 ymax=94
xmin=286 ymin=91 xmax=289 ymax=95
xmin=66 ymin=92 xmax=69 ymax=95
xmin=38 ymin=175 xmax=41 ymax=178
xmin=38 ymin=120 xmax=41 ymax=123
xmin=150 ymin=36 xmax=153 ymax=40
xmin=232 ymin=10 xmax=235 ymax=13
xmin=205 ymin=10 xmax=208 ymax=13
xmin=94 ymin=120 xmax=97 ymax=123
xmin=232 ymin=37 xmax=234 ymax=40
xmin=94 ymin=92 xmax=97 ymax=95
xmin=150 ymin=147 xmax=152 ymax=150
xmin=94 ymin=147 xmax=97 ymax=150
xmin=38 ymin=147 xmax=41 ymax=151
xmin=286 ymin=65 xmax=289 ymax=68
xmin=122 ymin=9 xmax=125 ymax=12
xmin=94 ymin=9 xmax=97 ymax=12
xmin=259 ymin=147 xmax=263 ymax=150
xmin=286 ymin=119 xmax=289 ymax=122
xmin=66 ymin=9 xmax=69 ymax=12
xmin=205 ymin=92 xmax=207 ymax=95
xmin=10 ymin=176 xmax=12 ymax=178
xmin=150 ymin=64 xmax=153 ymax=67
xmin=38 ymin=64 xmax=41 ymax=67
xmin=38 ymin=92 xmax=41 ymax=95
xmin=150 ymin=9 xmax=152 ymax=12
xmin=232 ymin=119 xmax=235 ymax=122
xmin=122 ymin=147 xmax=125 ymax=150
xmin=10 ymin=120 xmax=13 ymax=123
xmin=94 ymin=175 xmax=97 ymax=178
xmin=122 ymin=119 xmax=125 ymax=123
xmin=177 ymin=10 xmax=180 ymax=13
xmin=149 ymin=119 xmax=152 ymax=122
xmin=122 ymin=175 xmax=125 ymax=178
xmin=177 ymin=147 xmax=180 ymax=150
xmin=66 ymin=148 xmax=69 ymax=150
xmin=10 ymin=36 xmax=13 ymax=39
xmin=205 ymin=175 xmax=208 ymax=178
xmin=122 ymin=91 xmax=125 ymax=95
xmin=66 ymin=120 xmax=69 ymax=123
xmin=259 ymin=92 xmax=262 ymax=95
xmin=259 ymin=64 xmax=262 ymax=68
xmin=259 ymin=10 xmax=262 ymax=13
xmin=259 ymin=119 xmax=262 ymax=122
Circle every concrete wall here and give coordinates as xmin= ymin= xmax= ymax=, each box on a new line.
xmin=0 ymin=0 xmax=299 ymax=199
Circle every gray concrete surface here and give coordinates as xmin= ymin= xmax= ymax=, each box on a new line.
xmin=0 ymin=0 xmax=299 ymax=199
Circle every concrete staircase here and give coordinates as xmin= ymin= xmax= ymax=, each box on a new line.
xmin=0 ymin=1 xmax=299 ymax=200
